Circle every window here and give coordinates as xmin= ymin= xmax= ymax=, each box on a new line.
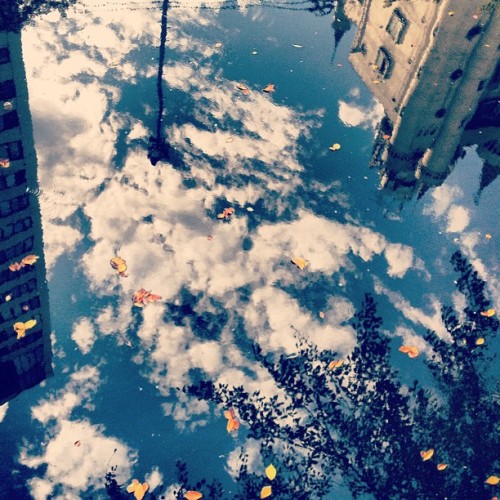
xmin=0 ymin=48 xmax=10 ymax=64
xmin=0 ymin=80 xmax=16 ymax=100
xmin=386 ymin=9 xmax=408 ymax=44
xmin=0 ymin=141 xmax=24 ymax=161
xmin=0 ymin=111 xmax=19 ymax=132
xmin=376 ymin=47 xmax=393 ymax=78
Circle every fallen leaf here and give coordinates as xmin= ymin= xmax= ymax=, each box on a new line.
xmin=485 ymin=234 xmax=492 ymax=239
xmin=260 ymin=485 xmax=272 ymax=499
xmin=74 ymin=440 xmax=81 ymax=447
xmin=110 ymin=257 xmax=128 ymax=277
xmin=0 ymin=158 xmax=10 ymax=168
xmin=292 ymin=44 xmax=303 ymax=48
xmin=224 ymin=408 xmax=240 ymax=433
xmin=420 ymin=449 xmax=434 ymax=461
xmin=476 ymin=338 xmax=485 ymax=345
xmin=263 ymin=84 xmax=275 ymax=93
xmin=9 ymin=262 xmax=22 ymax=272
xmin=24 ymin=319 xmax=37 ymax=329
xmin=14 ymin=320 xmax=37 ymax=340
xmin=328 ymin=359 xmax=344 ymax=370
xmin=217 ymin=207 xmax=235 ymax=220
xmin=3 ymin=102 xmax=12 ymax=111
xmin=399 ymin=346 xmax=420 ymax=358
xmin=132 ymin=288 xmax=162 ymax=307
xmin=237 ymin=84 xmax=250 ymax=95
xmin=437 ymin=463 xmax=448 ymax=471
xmin=373 ymin=79 xmax=381 ymax=84
xmin=382 ymin=134 xmax=391 ymax=140
xmin=184 ymin=491 xmax=203 ymax=500
xmin=291 ymin=257 xmax=308 ymax=270
xmin=214 ymin=42 xmax=223 ymax=48
xmin=5 ymin=294 xmax=12 ymax=302
xmin=265 ymin=464 xmax=277 ymax=481
xmin=207 ymin=234 xmax=213 ymax=240
xmin=252 ymin=50 xmax=258 ymax=55
xmin=329 ymin=143 xmax=341 ymax=151
xmin=448 ymin=11 xmax=455 ymax=16
xmin=126 ymin=479 xmax=149 ymax=500
xmin=319 ymin=311 xmax=325 ymax=319
xmin=480 ymin=308 xmax=496 ymax=317
xmin=21 ymin=255 xmax=39 ymax=266
xmin=485 ymin=476 xmax=500 ymax=486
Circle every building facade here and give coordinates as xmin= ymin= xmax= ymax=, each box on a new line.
xmin=0 ymin=30 xmax=52 ymax=405
xmin=344 ymin=0 xmax=500 ymax=204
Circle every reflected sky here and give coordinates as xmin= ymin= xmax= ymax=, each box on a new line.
xmin=0 ymin=0 xmax=498 ymax=498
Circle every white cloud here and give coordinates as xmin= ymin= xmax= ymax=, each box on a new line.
xmin=338 ymin=98 xmax=384 ymax=130
xmin=446 ymin=205 xmax=470 ymax=233
xmin=423 ymin=185 xmax=462 ymax=218
xmin=0 ymin=403 xmax=8 ymax=423
xmin=384 ymin=243 xmax=414 ymax=278
xmin=71 ymin=318 xmax=96 ymax=354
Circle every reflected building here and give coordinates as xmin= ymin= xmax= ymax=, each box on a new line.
xmin=0 ymin=30 xmax=52 ymax=405
xmin=344 ymin=0 xmax=500 ymax=206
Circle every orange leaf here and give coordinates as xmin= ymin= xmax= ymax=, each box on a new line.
xmin=319 ymin=311 xmax=325 ymax=319
xmin=21 ymin=255 xmax=39 ymax=266
xmin=485 ymin=233 xmax=492 ymax=239
xmin=328 ymin=143 xmax=341 ymax=151
xmin=420 ymin=449 xmax=434 ymax=461
xmin=399 ymin=346 xmax=420 ymax=358
xmin=485 ymin=476 xmax=500 ymax=486
xmin=184 ymin=491 xmax=203 ymax=500
xmin=224 ymin=408 xmax=239 ymax=433
xmin=0 ymin=158 xmax=10 ymax=168
xmin=475 ymin=338 xmax=485 ymax=345
xmin=437 ymin=463 xmax=448 ymax=471
xmin=328 ymin=360 xmax=344 ymax=370
xmin=260 ymin=485 xmax=272 ymax=498
xmin=291 ymin=257 xmax=308 ymax=270
xmin=126 ymin=480 xmax=149 ymax=500
xmin=262 ymin=84 xmax=275 ymax=93
xmin=9 ymin=262 xmax=22 ymax=272
xmin=480 ymin=308 xmax=495 ymax=317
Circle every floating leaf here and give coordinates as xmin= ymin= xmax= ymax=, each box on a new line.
xmin=5 ymin=294 xmax=12 ymax=302
xmin=265 ymin=464 xmax=277 ymax=481
xmin=214 ymin=42 xmax=223 ymax=48
xmin=132 ymin=288 xmax=162 ymax=307
xmin=24 ymin=319 xmax=37 ymax=329
xmin=3 ymin=102 xmax=12 ymax=111
xmin=126 ymin=479 xmax=149 ymax=500
xmin=319 ymin=311 xmax=325 ymax=319
xmin=292 ymin=44 xmax=303 ymax=48
xmin=224 ymin=408 xmax=240 ymax=433
xmin=9 ymin=262 xmax=22 ymax=272
xmin=291 ymin=258 xmax=308 ymax=270
xmin=217 ymin=207 xmax=235 ymax=220
xmin=328 ymin=359 xmax=344 ymax=370
xmin=74 ymin=440 xmax=81 ymax=447
xmin=480 ymin=308 xmax=495 ymax=317
xmin=262 ymin=84 xmax=275 ymax=93
xmin=476 ymin=338 xmax=485 ymax=345
xmin=437 ymin=463 xmax=448 ymax=471
xmin=485 ymin=476 xmax=500 ymax=486
xmin=0 ymin=158 xmax=10 ymax=168
xmin=399 ymin=345 xmax=420 ymax=358
xmin=329 ymin=143 xmax=341 ymax=151
xmin=237 ymin=84 xmax=250 ymax=96
xmin=110 ymin=257 xmax=128 ymax=277
xmin=485 ymin=233 xmax=492 ymax=239
xmin=420 ymin=449 xmax=434 ymax=461
xmin=21 ymin=255 xmax=39 ymax=266
xmin=184 ymin=491 xmax=203 ymax=500
xmin=14 ymin=320 xmax=37 ymax=340
xmin=382 ymin=134 xmax=391 ymax=140
xmin=448 ymin=11 xmax=455 ymax=16
xmin=260 ymin=485 xmax=272 ymax=499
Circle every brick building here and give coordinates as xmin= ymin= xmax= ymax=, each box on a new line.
xmin=344 ymin=0 xmax=500 ymax=205
xmin=0 ymin=30 xmax=52 ymax=405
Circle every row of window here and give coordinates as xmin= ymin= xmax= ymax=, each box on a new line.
xmin=0 ymin=235 xmax=34 ymax=265
xmin=0 ymin=111 xmax=19 ymax=132
xmin=0 ymin=295 xmax=40 ymax=326
xmin=0 ymin=215 xmax=33 ymax=242
xmin=0 ymin=277 xmax=38 ymax=305
xmin=0 ymin=193 xmax=30 ymax=218
xmin=0 ymin=140 xmax=24 ymax=161
xmin=0 ymin=263 xmax=35 ymax=289
xmin=0 ymin=168 xmax=26 ymax=191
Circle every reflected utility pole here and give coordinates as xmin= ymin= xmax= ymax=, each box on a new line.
xmin=148 ymin=0 xmax=171 ymax=166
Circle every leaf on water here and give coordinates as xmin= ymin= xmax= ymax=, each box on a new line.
xmin=217 ymin=207 xmax=235 ymax=220
xmin=292 ymin=44 xmax=303 ymax=48
xmin=24 ymin=319 xmax=37 ymax=329
xmin=21 ymin=255 xmax=39 ymax=266
xmin=480 ymin=308 xmax=495 ymax=317
xmin=399 ymin=346 xmax=420 ymax=358
xmin=262 ymin=84 xmax=275 ymax=93
xmin=265 ymin=464 xmax=277 ymax=481
xmin=224 ymin=408 xmax=240 ymax=433
xmin=110 ymin=257 xmax=128 ymax=277
xmin=291 ymin=258 xmax=308 ymax=270
xmin=319 ymin=311 xmax=325 ymax=319
xmin=328 ymin=359 xmax=344 ymax=370
xmin=420 ymin=449 xmax=434 ymax=461
xmin=485 ymin=233 xmax=492 ymax=239
xmin=437 ymin=463 xmax=448 ymax=471
xmin=485 ymin=476 xmax=500 ymax=486
xmin=9 ymin=262 xmax=22 ymax=272
xmin=475 ymin=338 xmax=485 ymax=345
xmin=382 ymin=134 xmax=391 ymax=140
xmin=237 ymin=84 xmax=250 ymax=95
xmin=214 ymin=42 xmax=223 ymax=48
xmin=448 ymin=11 xmax=455 ymax=16
xmin=0 ymin=158 xmax=10 ymax=168
xmin=74 ymin=440 xmax=81 ymax=447
xmin=184 ymin=491 xmax=203 ymax=500
xmin=132 ymin=288 xmax=162 ymax=307
xmin=14 ymin=320 xmax=37 ymax=340
xmin=329 ymin=143 xmax=341 ymax=151
xmin=126 ymin=479 xmax=149 ymax=500
xmin=260 ymin=485 xmax=272 ymax=499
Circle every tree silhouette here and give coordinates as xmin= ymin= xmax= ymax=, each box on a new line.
xmin=184 ymin=251 xmax=499 ymax=498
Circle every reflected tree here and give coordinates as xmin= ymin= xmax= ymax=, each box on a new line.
xmin=184 ymin=251 xmax=499 ymax=498
xmin=0 ymin=0 xmax=76 ymax=31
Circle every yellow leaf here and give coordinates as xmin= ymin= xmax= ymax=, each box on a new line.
xmin=480 ymin=308 xmax=495 ymax=317
xmin=399 ymin=346 xmax=420 ymax=359
xmin=319 ymin=311 xmax=325 ymax=319
xmin=475 ymin=338 xmax=485 ymax=345
xmin=265 ymin=464 xmax=277 ymax=481
xmin=24 ymin=319 xmax=37 ymax=330
xmin=291 ymin=258 xmax=308 ymax=270
xmin=448 ymin=11 xmax=455 ymax=16
xmin=485 ymin=233 xmax=492 ymax=239
xmin=260 ymin=485 xmax=272 ymax=499
xmin=21 ymin=255 xmax=39 ymax=266
xmin=0 ymin=158 xmax=10 ymax=168
xmin=420 ymin=449 xmax=434 ymax=461
xmin=263 ymin=84 xmax=275 ymax=93
xmin=437 ymin=463 xmax=448 ymax=471
xmin=485 ymin=475 xmax=500 ymax=486
xmin=126 ymin=479 xmax=139 ymax=493
xmin=214 ymin=42 xmax=223 ymax=48
xmin=14 ymin=322 xmax=26 ymax=339
xmin=126 ymin=479 xmax=148 ymax=499
xmin=184 ymin=491 xmax=203 ymax=500
xmin=329 ymin=143 xmax=341 ymax=151
xmin=328 ymin=360 xmax=344 ymax=370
